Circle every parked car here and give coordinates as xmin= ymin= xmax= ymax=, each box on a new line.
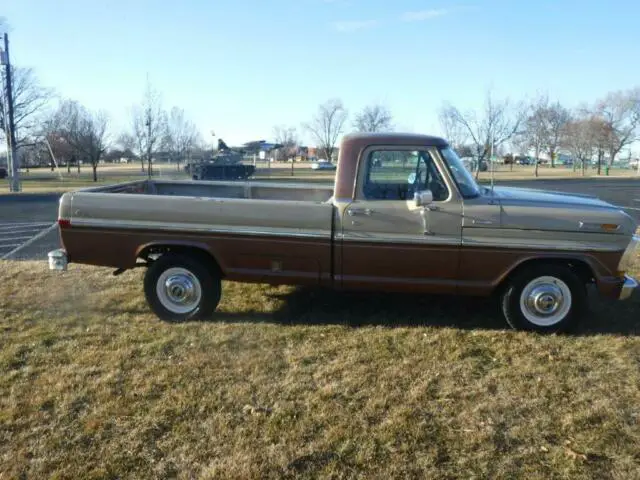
xmin=49 ymin=132 xmax=638 ymax=332
xmin=0 ymin=167 xmax=7 ymax=179
xmin=311 ymin=160 xmax=337 ymax=171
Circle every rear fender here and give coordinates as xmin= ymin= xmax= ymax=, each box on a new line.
xmin=135 ymin=240 xmax=226 ymax=274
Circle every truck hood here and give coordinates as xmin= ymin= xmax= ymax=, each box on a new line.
xmin=490 ymin=185 xmax=615 ymax=209
xmin=488 ymin=185 xmax=637 ymax=235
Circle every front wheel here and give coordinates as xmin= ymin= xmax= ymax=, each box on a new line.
xmin=144 ymin=253 xmax=221 ymax=322
xmin=500 ymin=265 xmax=587 ymax=332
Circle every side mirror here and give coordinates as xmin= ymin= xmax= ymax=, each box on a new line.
xmin=414 ymin=190 xmax=433 ymax=207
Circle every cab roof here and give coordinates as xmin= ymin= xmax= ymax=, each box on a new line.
xmin=340 ymin=132 xmax=449 ymax=148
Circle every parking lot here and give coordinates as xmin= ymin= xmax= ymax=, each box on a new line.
xmin=0 ymin=178 xmax=638 ymax=262
xmin=0 ymin=194 xmax=61 ymax=261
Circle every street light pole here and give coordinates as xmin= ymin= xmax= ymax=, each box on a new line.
xmin=2 ymin=32 xmax=20 ymax=192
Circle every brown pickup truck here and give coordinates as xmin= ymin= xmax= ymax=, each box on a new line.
xmin=48 ymin=132 xmax=639 ymax=332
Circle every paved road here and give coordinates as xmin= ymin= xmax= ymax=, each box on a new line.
xmin=0 ymin=178 xmax=638 ymax=261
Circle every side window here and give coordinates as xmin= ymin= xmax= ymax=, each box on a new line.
xmin=362 ymin=149 xmax=449 ymax=201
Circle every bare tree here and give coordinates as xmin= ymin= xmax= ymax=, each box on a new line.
xmin=44 ymin=130 xmax=75 ymax=172
xmin=41 ymin=109 xmax=76 ymax=172
xmin=117 ymin=132 xmax=137 ymax=162
xmin=52 ymin=100 xmax=109 ymax=182
xmin=543 ymin=101 xmax=571 ymax=168
xmin=594 ymin=88 xmax=640 ymax=166
xmin=273 ymin=125 xmax=299 ymax=161
xmin=130 ymin=115 xmax=147 ymax=172
xmin=439 ymin=89 xmax=525 ymax=178
xmin=353 ymin=104 xmax=393 ymax=133
xmin=162 ymin=107 xmax=200 ymax=169
xmin=562 ymin=117 xmax=595 ymax=176
xmin=303 ymin=98 xmax=348 ymax=161
xmin=520 ymin=94 xmax=551 ymax=177
xmin=516 ymin=96 xmax=573 ymax=171
xmin=586 ymin=116 xmax=613 ymax=175
xmin=130 ymin=80 xmax=166 ymax=176
xmin=438 ymin=107 xmax=468 ymax=152
xmin=0 ymin=66 xmax=54 ymax=149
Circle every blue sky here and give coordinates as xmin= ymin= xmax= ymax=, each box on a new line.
xmin=3 ymin=0 xmax=640 ymax=148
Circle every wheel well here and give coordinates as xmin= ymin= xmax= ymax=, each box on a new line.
xmin=497 ymin=258 xmax=595 ymax=293
xmin=138 ymin=245 xmax=223 ymax=277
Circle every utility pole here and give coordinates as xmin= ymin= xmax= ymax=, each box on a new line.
xmin=2 ymin=32 xmax=20 ymax=192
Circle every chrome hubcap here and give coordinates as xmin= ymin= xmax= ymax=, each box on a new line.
xmin=156 ymin=267 xmax=202 ymax=314
xmin=519 ymin=276 xmax=572 ymax=326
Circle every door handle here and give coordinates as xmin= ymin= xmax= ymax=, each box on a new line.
xmin=347 ymin=208 xmax=373 ymax=216
xmin=424 ymin=205 xmax=439 ymax=211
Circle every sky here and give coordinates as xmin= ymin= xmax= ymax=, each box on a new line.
xmin=3 ymin=0 xmax=640 ymax=150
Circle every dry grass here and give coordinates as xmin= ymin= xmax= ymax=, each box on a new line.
xmin=1 ymin=256 xmax=639 ymax=479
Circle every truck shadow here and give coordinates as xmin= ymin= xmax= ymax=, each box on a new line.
xmin=214 ymin=286 xmax=640 ymax=336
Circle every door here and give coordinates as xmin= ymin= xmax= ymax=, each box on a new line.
xmin=338 ymin=146 xmax=463 ymax=293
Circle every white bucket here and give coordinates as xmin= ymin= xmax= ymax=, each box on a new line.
xmin=48 ymin=249 xmax=68 ymax=271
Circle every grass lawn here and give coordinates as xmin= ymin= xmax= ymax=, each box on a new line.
xmin=1 ymin=253 xmax=639 ymax=479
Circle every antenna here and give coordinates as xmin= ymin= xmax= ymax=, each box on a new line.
xmin=490 ymin=131 xmax=495 ymax=196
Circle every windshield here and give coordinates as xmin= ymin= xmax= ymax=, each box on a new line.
xmin=439 ymin=147 xmax=482 ymax=198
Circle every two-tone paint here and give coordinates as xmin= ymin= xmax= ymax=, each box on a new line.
xmin=55 ymin=133 xmax=639 ymax=300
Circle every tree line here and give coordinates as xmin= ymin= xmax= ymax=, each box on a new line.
xmin=1 ymin=51 xmax=638 ymax=181
xmin=1 ymin=64 xmax=202 ymax=182
xmin=439 ymin=87 xmax=640 ymax=177
xmin=276 ymin=87 xmax=639 ymax=174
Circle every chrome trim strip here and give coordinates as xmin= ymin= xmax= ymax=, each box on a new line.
xmin=339 ymin=233 xmax=459 ymax=246
xmin=339 ymin=234 xmax=622 ymax=252
xmin=461 ymin=238 xmax=622 ymax=252
xmin=70 ymin=218 xmax=331 ymax=240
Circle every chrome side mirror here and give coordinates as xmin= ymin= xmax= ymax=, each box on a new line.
xmin=414 ymin=190 xmax=433 ymax=207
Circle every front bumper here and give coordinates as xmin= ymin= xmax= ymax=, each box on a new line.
xmin=619 ymin=275 xmax=638 ymax=300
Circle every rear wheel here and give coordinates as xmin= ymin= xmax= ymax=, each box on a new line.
xmin=500 ymin=264 xmax=587 ymax=332
xmin=144 ymin=253 xmax=221 ymax=322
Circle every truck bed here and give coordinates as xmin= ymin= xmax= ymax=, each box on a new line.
xmin=58 ymin=179 xmax=337 ymax=282
xmin=83 ymin=179 xmax=334 ymax=203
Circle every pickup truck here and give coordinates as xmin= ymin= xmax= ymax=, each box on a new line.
xmin=48 ymin=132 xmax=639 ymax=332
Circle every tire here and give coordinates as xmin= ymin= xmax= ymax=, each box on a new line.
xmin=500 ymin=264 xmax=587 ymax=333
xmin=143 ymin=253 xmax=221 ymax=322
